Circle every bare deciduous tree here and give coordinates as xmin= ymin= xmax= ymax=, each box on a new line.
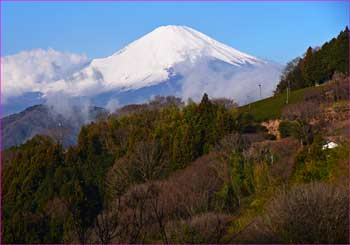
xmin=212 ymin=98 xmax=238 ymax=110
xmin=282 ymin=101 xmax=320 ymax=121
xmin=94 ymin=198 xmax=127 ymax=244
xmin=131 ymin=140 xmax=167 ymax=182
xmin=263 ymin=183 xmax=349 ymax=243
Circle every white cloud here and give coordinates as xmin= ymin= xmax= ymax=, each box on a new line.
xmin=1 ymin=48 xmax=89 ymax=103
xmin=106 ymin=98 xmax=121 ymax=113
xmin=173 ymin=57 xmax=282 ymax=105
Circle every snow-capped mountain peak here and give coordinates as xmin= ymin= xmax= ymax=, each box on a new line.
xmin=108 ymin=25 xmax=263 ymax=66
xmin=3 ymin=25 xmax=282 ymax=116
xmin=55 ymin=25 xmax=268 ymax=96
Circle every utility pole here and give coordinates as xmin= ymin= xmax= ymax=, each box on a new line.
xmin=258 ymin=84 xmax=262 ymax=99
xmin=58 ymin=122 xmax=63 ymax=144
xmin=286 ymin=80 xmax=290 ymax=104
xmin=247 ymin=95 xmax=251 ymax=112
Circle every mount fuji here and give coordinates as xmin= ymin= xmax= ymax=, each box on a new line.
xmin=2 ymin=25 xmax=282 ymax=116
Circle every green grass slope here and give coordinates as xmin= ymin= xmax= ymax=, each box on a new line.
xmin=239 ymin=87 xmax=314 ymax=121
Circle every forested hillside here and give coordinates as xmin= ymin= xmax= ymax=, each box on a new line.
xmin=2 ymin=75 xmax=349 ymax=243
xmin=275 ymin=27 xmax=349 ymax=93
xmin=1 ymin=94 xmax=264 ymax=243
xmin=1 ymin=105 xmax=107 ymax=150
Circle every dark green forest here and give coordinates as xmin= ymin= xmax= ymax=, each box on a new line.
xmin=275 ymin=27 xmax=349 ymax=93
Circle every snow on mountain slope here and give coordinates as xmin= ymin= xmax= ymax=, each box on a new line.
xmin=3 ymin=25 xmax=282 ymax=116
xmin=44 ymin=25 xmax=276 ymax=98
xmin=96 ymin=25 xmax=264 ymax=86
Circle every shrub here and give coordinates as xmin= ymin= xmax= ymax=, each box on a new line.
xmin=279 ymin=119 xmax=315 ymax=145
xmin=278 ymin=120 xmax=297 ymax=138
xmin=263 ymin=182 xmax=349 ymax=243
xmin=293 ymin=136 xmax=344 ymax=183
xmin=168 ymin=213 xmax=232 ymax=243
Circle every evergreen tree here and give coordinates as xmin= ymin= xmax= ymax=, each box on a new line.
xmin=276 ymin=27 xmax=349 ymax=93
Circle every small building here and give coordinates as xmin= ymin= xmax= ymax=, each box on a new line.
xmin=322 ymin=141 xmax=338 ymax=150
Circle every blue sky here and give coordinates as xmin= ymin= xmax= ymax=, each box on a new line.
xmin=2 ymin=1 xmax=349 ymax=63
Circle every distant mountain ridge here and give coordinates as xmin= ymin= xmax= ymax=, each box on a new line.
xmin=1 ymin=104 xmax=107 ymax=150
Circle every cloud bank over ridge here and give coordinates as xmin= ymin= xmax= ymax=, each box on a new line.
xmin=2 ymin=48 xmax=89 ymax=103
